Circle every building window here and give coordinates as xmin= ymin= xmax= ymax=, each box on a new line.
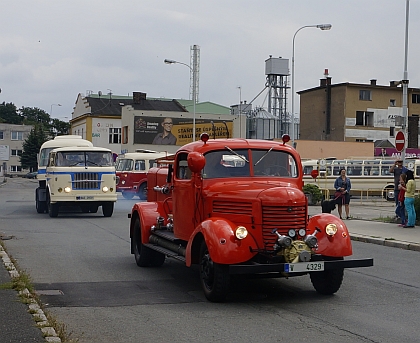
xmin=10 ymin=165 xmax=22 ymax=172
xmin=412 ymin=94 xmax=420 ymax=104
xmin=390 ymin=127 xmax=395 ymax=137
xmin=122 ymin=126 xmax=128 ymax=144
xmin=390 ymin=99 xmax=396 ymax=107
xmin=0 ymin=131 xmax=3 ymax=139
xmin=359 ymin=90 xmax=372 ymax=101
xmin=11 ymin=131 xmax=23 ymax=140
xmin=356 ymin=111 xmax=374 ymax=126
xmin=109 ymin=128 xmax=121 ymax=144
xmin=11 ymin=149 xmax=22 ymax=156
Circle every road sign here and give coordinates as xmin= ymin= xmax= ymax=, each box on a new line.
xmin=395 ymin=131 xmax=405 ymax=152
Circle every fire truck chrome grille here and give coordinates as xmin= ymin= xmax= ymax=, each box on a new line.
xmin=72 ymin=173 xmax=100 ymax=190
xmin=262 ymin=205 xmax=307 ymax=248
xmin=212 ymin=201 xmax=253 ymax=215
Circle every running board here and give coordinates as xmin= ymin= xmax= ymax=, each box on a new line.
xmin=144 ymin=243 xmax=186 ymax=263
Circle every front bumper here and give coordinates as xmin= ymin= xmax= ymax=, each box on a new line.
xmin=228 ymin=258 xmax=373 ymax=275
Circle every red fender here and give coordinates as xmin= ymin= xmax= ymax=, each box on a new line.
xmin=307 ymin=213 xmax=353 ymax=257
xmin=130 ymin=202 xmax=166 ymax=244
xmin=185 ymin=217 xmax=258 ymax=266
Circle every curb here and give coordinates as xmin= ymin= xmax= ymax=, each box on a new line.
xmin=0 ymin=244 xmax=62 ymax=343
xmin=350 ymin=234 xmax=420 ymax=252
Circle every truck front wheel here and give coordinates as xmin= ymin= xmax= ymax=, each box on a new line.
xmin=133 ymin=218 xmax=165 ymax=267
xmin=310 ymin=257 xmax=344 ymax=295
xmin=199 ymin=241 xmax=230 ymax=302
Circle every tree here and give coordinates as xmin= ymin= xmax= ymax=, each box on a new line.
xmin=20 ymin=124 xmax=48 ymax=171
xmin=20 ymin=106 xmax=50 ymax=126
xmin=0 ymin=102 xmax=22 ymax=124
xmin=49 ymin=118 xmax=71 ymax=136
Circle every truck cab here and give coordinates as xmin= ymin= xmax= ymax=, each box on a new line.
xmin=129 ymin=134 xmax=373 ymax=302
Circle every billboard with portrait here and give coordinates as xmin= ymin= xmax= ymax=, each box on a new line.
xmin=133 ymin=116 xmax=233 ymax=145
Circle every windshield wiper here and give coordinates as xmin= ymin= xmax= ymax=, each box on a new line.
xmin=224 ymin=146 xmax=249 ymax=163
xmin=254 ymin=147 xmax=273 ymax=166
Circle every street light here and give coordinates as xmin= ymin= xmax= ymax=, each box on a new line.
xmin=164 ymin=58 xmax=197 ymax=142
xmin=50 ymin=103 xmax=61 ymax=116
xmin=291 ymin=23 xmax=332 ymax=146
xmin=401 ymin=0 xmax=410 ymax=165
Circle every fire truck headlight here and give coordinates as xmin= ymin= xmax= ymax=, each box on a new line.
xmin=64 ymin=187 xmax=71 ymax=193
xmin=325 ymin=223 xmax=338 ymax=236
xmin=235 ymin=226 xmax=248 ymax=240
xmin=102 ymin=186 xmax=109 ymax=193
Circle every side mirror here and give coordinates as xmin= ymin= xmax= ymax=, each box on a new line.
xmin=187 ymin=152 xmax=206 ymax=173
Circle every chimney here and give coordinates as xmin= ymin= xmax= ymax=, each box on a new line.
xmin=370 ymin=79 xmax=377 ymax=86
xmin=320 ymin=79 xmax=327 ymax=86
xmin=133 ymin=92 xmax=147 ymax=104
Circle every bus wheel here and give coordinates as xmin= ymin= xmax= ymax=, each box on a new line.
xmin=36 ymin=192 xmax=46 ymax=214
xmin=48 ymin=198 xmax=59 ymax=218
xmin=138 ymin=183 xmax=147 ymax=200
xmin=102 ymin=202 xmax=114 ymax=217
xmin=383 ymin=186 xmax=394 ymax=202
xmin=122 ymin=192 xmax=134 ymax=200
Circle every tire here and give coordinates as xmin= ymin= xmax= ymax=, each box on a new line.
xmin=383 ymin=186 xmax=394 ymax=202
xmin=122 ymin=192 xmax=134 ymax=200
xmin=132 ymin=218 xmax=165 ymax=267
xmin=90 ymin=205 xmax=99 ymax=213
xmin=102 ymin=202 xmax=114 ymax=217
xmin=36 ymin=192 xmax=46 ymax=214
xmin=48 ymin=198 xmax=59 ymax=218
xmin=310 ymin=257 xmax=344 ymax=295
xmin=199 ymin=241 xmax=230 ymax=302
xmin=138 ymin=183 xmax=147 ymax=200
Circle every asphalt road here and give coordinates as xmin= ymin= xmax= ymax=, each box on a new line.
xmin=1 ymin=178 xmax=420 ymax=343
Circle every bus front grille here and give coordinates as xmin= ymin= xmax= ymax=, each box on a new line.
xmin=73 ymin=173 xmax=100 ymax=190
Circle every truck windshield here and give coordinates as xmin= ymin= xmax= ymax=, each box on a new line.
xmin=56 ymin=151 xmax=113 ymax=167
xmin=203 ymin=149 xmax=298 ymax=179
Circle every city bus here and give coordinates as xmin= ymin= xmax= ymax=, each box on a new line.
xmin=36 ymin=135 xmax=93 ymax=213
xmin=302 ymin=158 xmax=420 ymax=201
xmin=116 ymin=151 xmax=170 ymax=199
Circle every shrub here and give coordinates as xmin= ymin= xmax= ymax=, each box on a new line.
xmin=303 ymin=184 xmax=323 ymax=204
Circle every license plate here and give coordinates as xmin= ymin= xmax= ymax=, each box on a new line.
xmin=284 ymin=261 xmax=324 ymax=273
xmin=76 ymin=196 xmax=94 ymax=200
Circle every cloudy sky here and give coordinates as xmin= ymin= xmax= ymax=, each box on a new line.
xmin=1 ymin=0 xmax=418 ymax=120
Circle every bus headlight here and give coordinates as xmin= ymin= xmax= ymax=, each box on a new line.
xmin=102 ymin=186 xmax=109 ymax=193
xmin=325 ymin=223 xmax=338 ymax=236
xmin=235 ymin=226 xmax=248 ymax=240
xmin=64 ymin=187 xmax=71 ymax=193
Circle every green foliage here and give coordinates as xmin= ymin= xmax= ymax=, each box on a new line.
xmin=20 ymin=124 xmax=48 ymax=171
xmin=0 ymin=102 xmax=21 ymax=124
xmin=303 ymin=183 xmax=323 ymax=204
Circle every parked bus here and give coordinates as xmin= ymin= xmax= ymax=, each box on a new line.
xmin=302 ymin=158 xmax=420 ymax=201
xmin=116 ymin=151 xmax=170 ymax=200
xmin=36 ymin=135 xmax=93 ymax=213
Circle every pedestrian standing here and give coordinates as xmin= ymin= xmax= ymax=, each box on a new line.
xmin=390 ymin=159 xmax=408 ymax=207
xmin=334 ymin=168 xmax=352 ymax=219
xmin=395 ymin=173 xmax=406 ymax=227
xmin=401 ymin=170 xmax=416 ymax=228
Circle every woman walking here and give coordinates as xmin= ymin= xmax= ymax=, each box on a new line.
xmin=402 ymin=170 xmax=416 ymax=228
xmin=334 ymin=168 xmax=352 ymax=219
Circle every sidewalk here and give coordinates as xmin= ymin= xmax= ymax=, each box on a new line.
xmin=309 ymin=200 xmax=420 ymax=252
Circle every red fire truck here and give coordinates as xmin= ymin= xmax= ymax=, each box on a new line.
xmin=116 ymin=151 xmax=169 ymax=200
xmin=129 ymin=134 xmax=373 ymax=302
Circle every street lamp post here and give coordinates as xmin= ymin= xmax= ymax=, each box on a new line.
xmin=50 ymin=103 xmax=61 ymax=117
xmin=291 ymin=24 xmax=332 ymax=147
xmin=164 ymin=58 xmax=197 ymax=142
xmin=402 ymin=0 xmax=410 ymax=165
